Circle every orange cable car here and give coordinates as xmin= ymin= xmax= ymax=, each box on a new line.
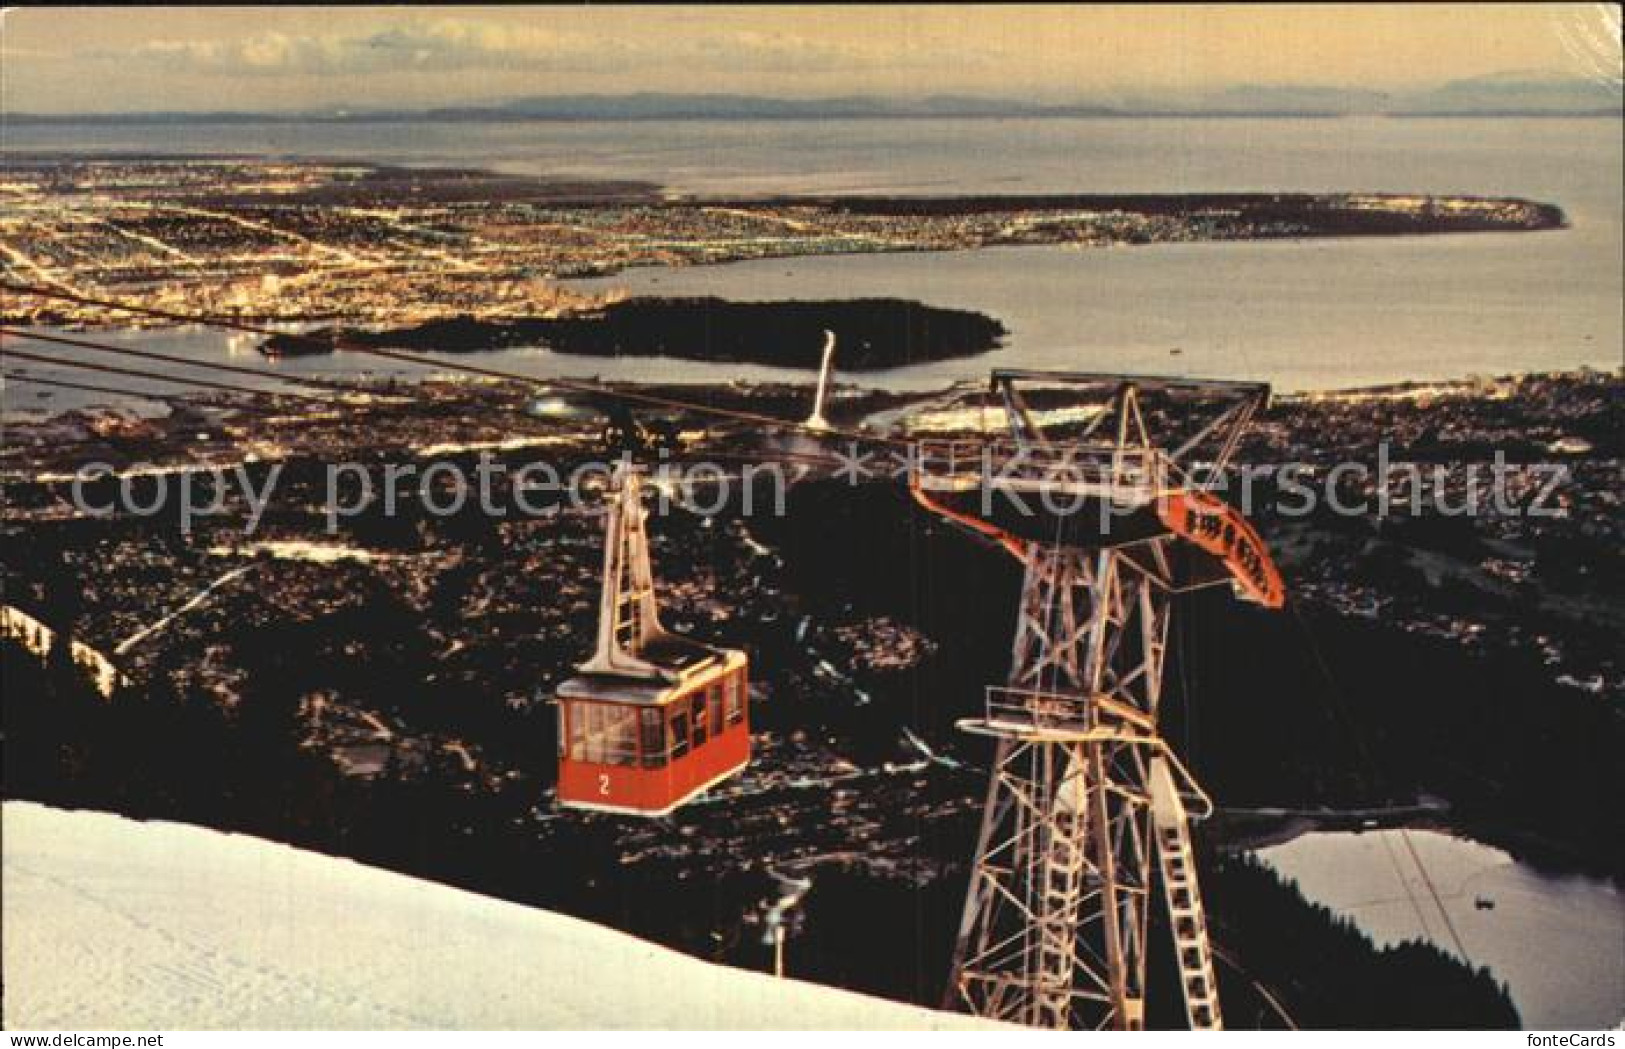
xmin=555 ymin=466 xmax=750 ymax=816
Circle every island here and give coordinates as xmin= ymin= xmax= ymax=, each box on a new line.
xmin=261 ymin=297 xmax=1008 ymax=370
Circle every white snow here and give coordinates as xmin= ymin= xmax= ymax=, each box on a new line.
xmin=2 ymin=802 xmax=1000 ymax=1030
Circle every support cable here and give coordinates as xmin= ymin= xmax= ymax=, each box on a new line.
xmin=0 ymin=346 xmax=333 ymax=404
xmin=1 ymin=282 xmax=918 ymax=449
xmin=0 ymin=327 xmax=389 ymax=398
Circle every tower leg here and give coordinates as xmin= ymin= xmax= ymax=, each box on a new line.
xmin=1150 ymin=756 xmax=1224 ymax=1031
xmin=947 ymin=544 xmax=1177 ymax=1030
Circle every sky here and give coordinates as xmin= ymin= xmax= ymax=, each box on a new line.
xmin=1 ymin=4 xmax=1620 ymax=114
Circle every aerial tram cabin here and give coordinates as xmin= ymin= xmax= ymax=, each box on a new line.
xmin=555 ymin=466 xmax=750 ymax=816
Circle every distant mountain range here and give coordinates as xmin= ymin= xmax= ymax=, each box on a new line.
xmin=8 ymin=75 xmax=1619 ymax=124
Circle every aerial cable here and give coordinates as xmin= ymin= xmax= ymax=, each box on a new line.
xmin=3 ymin=371 xmax=180 ymax=403
xmin=0 ymin=322 xmax=861 ymax=472
xmin=0 ymin=346 xmax=334 ymax=404
xmin=0 ymin=327 xmax=390 ymax=399
xmin=0 ymin=341 xmax=858 ymax=477
xmin=1378 ymin=831 xmax=1438 ymax=941
xmin=1210 ymin=942 xmax=1299 ymax=1030
xmin=1399 ymin=825 xmax=1471 ymax=961
xmin=0 ymin=351 xmax=861 ymax=482
xmin=1 ymin=282 xmax=921 ymax=449
xmin=1284 ymin=594 xmax=1474 ymax=964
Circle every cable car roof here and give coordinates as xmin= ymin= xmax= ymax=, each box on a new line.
xmin=558 ymin=640 xmax=745 ymax=705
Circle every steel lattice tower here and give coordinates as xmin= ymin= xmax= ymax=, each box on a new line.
xmin=911 ymin=371 xmax=1283 ymax=1031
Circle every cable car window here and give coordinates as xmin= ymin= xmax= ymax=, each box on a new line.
xmin=607 ymin=706 xmax=638 ymax=767
xmin=707 ymin=684 xmax=724 ymax=738
xmin=691 ymin=692 xmax=708 ymax=747
xmin=612 ymin=718 xmax=632 ymax=766
xmin=639 ymin=707 xmax=666 ymax=769
xmin=725 ymin=674 xmax=744 ymax=726
xmin=575 ymin=702 xmax=638 ymax=767
xmin=567 ymin=701 xmax=588 ymax=761
xmin=581 ymin=703 xmax=604 ymax=763
xmin=569 ymin=701 xmax=592 ymax=762
xmin=669 ymin=709 xmax=690 ymax=759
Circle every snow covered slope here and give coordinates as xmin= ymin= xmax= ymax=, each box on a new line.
xmin=3 ymin=802 xmax=997 ymax=1030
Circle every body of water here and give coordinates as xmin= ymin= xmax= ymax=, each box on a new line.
xmin=8 ymin=115 xmax=1620 ymax=204
xmin=1259 ymin=829 xmax=1623 ymax=1029
xmin=565 ymin=230 xmax=1617 ymax=392
xmin=4 ymin=116 xmax=1621 ymax=403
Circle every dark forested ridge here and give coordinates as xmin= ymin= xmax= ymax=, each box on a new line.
xmin=1204 ymin=853 xmax=1518 ymax=1029
xmin=753 ymin=478 xmax=1624 ymax=875
xmin=8 ymin=373 xmax=1616 ymax=1029
xmin=3 ymin=623 xmax=1517 ymax=1029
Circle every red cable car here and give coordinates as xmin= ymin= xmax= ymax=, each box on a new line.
xmin=556 ymin=466 xmax=750 ymax=816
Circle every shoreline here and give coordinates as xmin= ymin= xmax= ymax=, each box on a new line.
xmin=1 ymin=156 xmax=1569 ymax=331
xmin=5 ymin=352 xmax=1617 ymax=429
